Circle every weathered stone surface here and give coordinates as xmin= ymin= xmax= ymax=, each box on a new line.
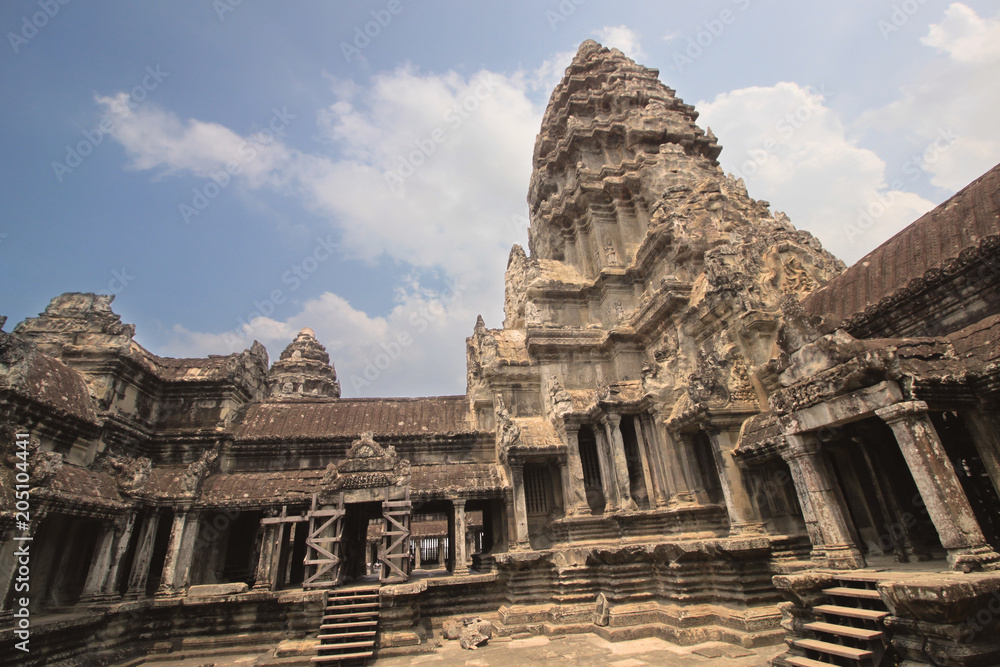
xmin=3 ymin=38 xmax=1000 ymax=667
xmin=186 ymin=583 xmax=249 ymax=597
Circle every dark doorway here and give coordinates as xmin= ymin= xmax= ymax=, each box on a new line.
xmin=342 ymin=502 xmax=381 ymax=582
xmin=932 ymin=411 xmax=1000 ymax=550
xmin=578 ymin=425 xmax=606 ymax=513
xmin=145 ymin=510 xmax=174 ymax=596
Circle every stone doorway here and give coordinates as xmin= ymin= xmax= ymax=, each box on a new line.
xmin=931 ymin=410 xmax=1000 ymax=550
xmin=341 ymin=501 xmax=382 ymax=582
xmin=825 ymin=418 xmax=943 ymax=563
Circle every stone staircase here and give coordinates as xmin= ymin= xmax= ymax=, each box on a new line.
xmin=311 ymin=586 xmax=381 ymax=664
xmin=786 ymin=573 xmax=892 ymax=667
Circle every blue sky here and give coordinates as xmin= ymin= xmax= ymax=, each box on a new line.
xmin=2 ymin=1 xmax=998 ymax=398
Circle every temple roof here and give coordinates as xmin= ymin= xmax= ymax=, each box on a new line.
xmin=0 ymin=331 xmax=98 ymax=424
xmin=802 ymin=161 xmax=1000 ymax=328
xmin=232 ymin=395 xmax=477 ymax=442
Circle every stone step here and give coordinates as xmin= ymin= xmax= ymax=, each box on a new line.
xmin=317 ymin=639 xmax=375 ymax=650
xmin=813 ymin=604 xmax=888 ymax=622
xmin=803 ymin=621 xmax=882 ymax=641
xmin=328 ymin=593 xmax=379 ymax=601
xmin=325 ymin=602 xmax=379 ymax=611
xmin=786 ymin=657 xmax=838 ymax=667
xmin=318 ymin=630 xmax=376 ymax=640
xmin=319 ymin=620 xmax=376 ymax=631
xmin=317 ymin=621 xmax=378 ymax=630
xmin=794 ymin=638 xmax=873 ymax=661
xmin=822 ymin=586 xmax=883 ymax=601
xmin=310 ymin=652 xmax=374 ymax=663
xmin=322 ymin=611 xmax=379 ymax=621
xmin=833 ymin=572 xmax=885 ymax=584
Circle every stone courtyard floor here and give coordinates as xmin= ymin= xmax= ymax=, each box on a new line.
xmin=132 ymin=634 xmax=783 ymax=666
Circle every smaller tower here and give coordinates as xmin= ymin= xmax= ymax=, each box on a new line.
xmin=268 ymin=327 xmax=341 ymax=399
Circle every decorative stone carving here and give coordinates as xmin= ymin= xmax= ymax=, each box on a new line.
xmin=267 ymin=327 xmax=341 ymax=399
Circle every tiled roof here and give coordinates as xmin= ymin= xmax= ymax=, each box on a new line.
xmin=410 ymin=463 xmax=506 ymax=494
xmin=232 ymin=396 xmax=475 ymax=442
xmin=48 ymin=465 xmax=125 ymax=508
xmin=0 ymin=333 xmax=98 ymax=424
xmin=200 ymin=469 xmax=327 ymax=505
xmin=803 ymin=161 xmax=1000 ymax=326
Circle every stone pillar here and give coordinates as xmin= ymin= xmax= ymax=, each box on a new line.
xmin=706 ymin=428 xmax=764 ymax=535
xmin=80 ymin=522 xmax=117 ymax=602
xmin=510 ymin=465 xmax=531 ymax=549
xmin=660 ymin=425 xmax=698 ymax=503
xmin=100 ymin=513 xmax=137 ymax=598
xmin=782 ymin=434 xmax=865 ymax=569
xmin=593 ymin=428 xmax=619 ymax=510
xmin=126 ymin=511 xmax=161 ymax=598
xmin=413 ymin=541 xmax=421 ymax=570
xmin=437 ymin=537 xmax=446 ymax=569
xmin=877 ymin=401 xmax=1000 ymax=572
xmin=562 ymin=426 xmax=591 ymax=514
xmin=0 ymin=530 xmax=22 ymax=612
xmin=603 ymin=414 xmax=637 ymax=511
xmin=252 ymin=523 xmax=277 ymax=590
xmin=635 ymin=416 xmax=668 ymax=506
xmin=452 ymin=498 xmax=469 ymax=574
xmin=156 ymin=509 xmax=191 ymax=596
xmin=174 ymin=511 xmax=201 ymax=591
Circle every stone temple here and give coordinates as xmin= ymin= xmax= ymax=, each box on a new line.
xmin=3 ymin=40 xmax=1000 ymax=666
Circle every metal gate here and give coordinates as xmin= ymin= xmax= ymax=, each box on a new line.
xmin=378 ymin=491 xmax=411 ymax=584
xmin=303 ymin=492 xmax=345 ymax=589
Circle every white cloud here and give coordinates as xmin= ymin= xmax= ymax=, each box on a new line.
xmin=594 ymin=25 xmax=644 ymax=61
xmin=163 ymin=286 xmax=473 ymax=398
xmin=922 ymin=2 xmax=1000 ymax=63
xmin=697 ymin=82 xmax=935 ymax=264
xmin=858 ymin=3 xmax=1000 ymax=191
xmin=107 ymin=66 xmax=544 ymax=396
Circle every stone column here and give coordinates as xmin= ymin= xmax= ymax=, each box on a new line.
xmin=452 ymin=498 xmax=469 ymax=574
xmin=782 ymin=434 xmax=865 ymax=569
xmin=100 ymin=513 xmax=137 ymax=598
xmin=157 ymin=509 xmax=191 ymax=596
xmin=126 ymin=511 xmax=161 ymax=598
xmin=174 ymin=511 xmax=201 ymax=591
xmin=593 ymin=428 xmax=619 ymax=511
xmin=413 ymin=541 xmax=421 ymax=570
xmin=80 ymin=522 xmax=117 ymax=602
xmin=603 ymin=414 xmax=637 ymax=511
xmin=252 ymin=523 xmax=277 ymax=590
xmin=437 ymin=537 xmax=446 ymax=569
xmin=635 ymin=416 xmax=668 ymax=506
xmin=510 ymin=465 xmax=531 ymax=549
xmin=706 ymin=428 xmax=764 ymax=535
xmin=0 ymin=530 xmax=23 ymax=612
xmin=562 ymin=426 xmax=591 ymax=514
xmin=877 ymin=401 xmax=1000 ymax=572
xmin=659 ymin=424 xmax=697 ymax=503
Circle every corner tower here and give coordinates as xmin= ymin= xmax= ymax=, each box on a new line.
xmin=268 ymin=328 xmax=341 ymax=399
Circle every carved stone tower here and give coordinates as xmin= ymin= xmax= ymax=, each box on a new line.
xmin=268 ymin=327 xmax=341 ymax=399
